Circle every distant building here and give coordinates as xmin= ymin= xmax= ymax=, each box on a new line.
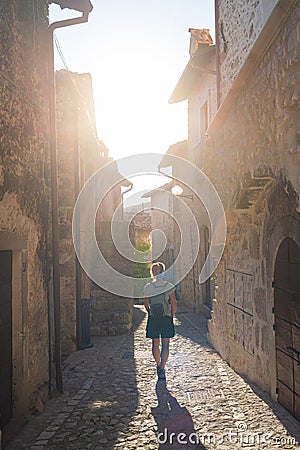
xmin=142 ymin=181 xmax=177 ymax=274
xmin=129 ymin=210 xmax=152 ymax=248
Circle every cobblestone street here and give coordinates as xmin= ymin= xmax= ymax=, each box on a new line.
xmin=6 ymin=306 xmax=300 ymax=450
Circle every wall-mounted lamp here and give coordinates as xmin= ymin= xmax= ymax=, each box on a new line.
xmin=171 ymin=185 xmax=193 ymax=200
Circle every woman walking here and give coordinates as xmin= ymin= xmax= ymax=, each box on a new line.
xmin=144 ymin=262 xmax=177 ymax=380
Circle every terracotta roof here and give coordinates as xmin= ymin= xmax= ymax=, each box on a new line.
xmin=189 ymin=28 xmax=213 ymax=56
xmin=141 ymin=180 xmax=174 ymax=199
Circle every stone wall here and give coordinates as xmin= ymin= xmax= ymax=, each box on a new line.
xmin=216 ymin=0 xmax=277 ymax=101
xmin=132 ymin=211 xmax=152 ymax=247
xmin=184 ymin=50 xmax=217 ymax=312
xmin=147 ymin=189 xmax=176 ymax=270
xmin=205 ymin=1 xmax=300 ymax=396
xmin=90 ymin=291 xmax=134 ymax=337
xmin=91 ymin=221 xmax=134 ymax=336
xmin=56 ymin=71 xmax=77 ymax=355
xmin=209 ymin=181 xmax=300 ymax=394
xmin=56 ymin=70 xmax=113 ymax=354
xmin=0 ymin=0 xmax=50 ymax=432
xmin=208 ymin=0 xmax=300 ymax=209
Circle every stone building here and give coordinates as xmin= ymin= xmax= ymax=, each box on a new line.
xmin=156 ymin=142 xmax=196 ymax=304
xmin=0 ymin=1 xmax=134 ymax=446
xmin=91 ymin=215 xmax=135 ymax=336
xmin=169 ymin=30 xmax=216 ymax=168
xmin=141 ymin=161 xmax=206 ymax=308
xmin=0 ymin=0 xmax=51 ymax=442
xmin=56 ymin=70 xmax=134 ymax=345
xmin=206 ymin=0 xmax=300 ymax=420
xmin=142 ymin=181 xmax=177 ymax=272
xmin=166 ymin=30 xmax=216 ymax=311
xmin=56 ymin=70 xmax=106 ymax=354
xmin=171 ymin=2 xmax=300 ymax=420
xmin=130 ymin=210 xmax=152 ymax=248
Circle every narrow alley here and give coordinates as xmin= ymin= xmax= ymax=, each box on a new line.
xmin=5 ymin=306 xmax=300 ymax=450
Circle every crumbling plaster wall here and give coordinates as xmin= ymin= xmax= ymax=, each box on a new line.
xmin=217 ymin=0 xmax=277 ymax=101
xmin=56 ymin=70 xmax=107 ymax=354
xmin=0 ymin=0 xmax=50 ymax=419
xmin=206 ymin=1 xmax=300 ymax=209
xmin=0 ymin=195 xmax=49 ymax=413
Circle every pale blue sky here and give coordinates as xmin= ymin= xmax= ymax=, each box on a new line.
xmin=50 ymin=1 xmax=215 ymax=161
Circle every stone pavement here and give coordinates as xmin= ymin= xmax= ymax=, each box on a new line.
xmin=5 ymin=306 xmax=300 ymax=450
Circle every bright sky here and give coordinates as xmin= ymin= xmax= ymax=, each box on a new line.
xmin=50 ymin=1 xmax=214 ymax=157
xmin=50 ymin=1 xmax=215 ymax=203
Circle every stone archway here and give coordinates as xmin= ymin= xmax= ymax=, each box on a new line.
xmin=274 ymin=237 xmax=300 ymax=420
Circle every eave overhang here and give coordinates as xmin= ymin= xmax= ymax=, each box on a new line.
xmin=169 ymin=45 xmax=215 ymax=104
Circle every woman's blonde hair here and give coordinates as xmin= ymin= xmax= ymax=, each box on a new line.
xmin=150 ymin=262 xmax=165 ymax=278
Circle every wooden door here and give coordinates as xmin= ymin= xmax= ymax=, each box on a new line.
xmin=274 ymin=237 xmax=300 ymax=420
xmin=0 ymin=250 xmax=13 ymax=427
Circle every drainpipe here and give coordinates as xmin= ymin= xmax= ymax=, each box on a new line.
xmin=72 ymin=88 xmax=83 ymax=350
xmin=48 ymin=3 xmax=93 ymax=393
xmin=121 ymin=183 xmax=133 ymax=221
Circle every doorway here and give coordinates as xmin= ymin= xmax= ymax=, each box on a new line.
xmin=0 ymin=250 xmax=13 ymax=427
xmin=274 ymin=237 xmax=300 ymax=420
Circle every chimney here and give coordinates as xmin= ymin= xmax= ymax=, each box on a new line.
xmin=188 ymin=28 xmax=213 ymax=57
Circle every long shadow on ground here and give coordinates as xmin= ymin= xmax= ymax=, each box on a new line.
xmin=243 ymin=377 xmax=300 ymax=445
xmin=175 ymin=309 xmax=300 ymax=446
xmin=5 ymin=306 xmax=146 ymax=450
xmin=151 ymin=379 xmax=206 ymax=449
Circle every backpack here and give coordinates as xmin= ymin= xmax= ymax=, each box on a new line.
xmin=149 ymin=282 xmax=171 ymax=319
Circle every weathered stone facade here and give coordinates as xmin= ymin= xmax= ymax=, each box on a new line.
xmin=131 ymin=211 xmax=151 ymax=248
xmin=170 ymin=1 xmax=300 ymax=420
xmin=56 ymin=70 xmax=107 ymax=355
xmin=216 ymin=0 xmax=277 ymax=101
xmin=205 ymin=0 xmax=300 ymax=417
xmin=56 ymin=70 xmax=135 ymax=347
xmin=168 ymin=31 xmax=216 ymax=311
xmin=0 ymin=2 xmax=135 ymax=446
xmin=91 ymin=221 xmax=134 ymax=335
xmin=142 ymin=181 xmax=178 ymax=275
xmin=0 ymin=0 xmax=50 ymax=440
